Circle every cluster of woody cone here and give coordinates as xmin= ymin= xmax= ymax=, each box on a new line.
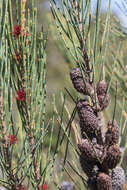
xmin=70 ymin=67 xmax=126 ymax=190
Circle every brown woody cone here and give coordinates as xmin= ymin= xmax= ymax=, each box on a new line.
xmin=105 ymin=120 xmax=120 ymax=145
xmin=78 ymin=139 xmax=104 ymax=163
xmin=77 ymin=100 xmax=100 ymax=136
xmin=98 ymin=94 xmax=110 ymax=110
xmin=77 ymin=100 xmax=104 ymax=143
xmin=70 ymin=67 xmax=82 ymax=79
xmin=97 ymin=80 xmax=108 ymax=96
xmin=76 ymin=99 xmax=93 ymax=114
xmin=70 ymin=67 xmax=93 ymax=95
xmin=112 ymin=166 xmax=126 ymax=190
xmin=97 ymin=173 xmax=112 ymax=190
xmin=80 ymin=153 xmax=96 ymax=177
xmin=104 ymin=144 xmax=121 ymax=169
xmin=78 ymin=139 xmax=96 ymax=162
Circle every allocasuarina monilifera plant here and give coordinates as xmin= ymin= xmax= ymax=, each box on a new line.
xmin=70 ymin=67 xmax=125 ymax=190
xmin=50 ymin=0 xmax=126 ymax=189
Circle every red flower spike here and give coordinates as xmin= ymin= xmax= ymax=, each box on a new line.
xmin=16 ymin=89 xmax=26 ymax=102
xmin=25 ymin=31 xmax=29 ymax=37
xmin=43 ymin=184 xmax=49 ymax=190
xmin=14 ymin=25 xmax=21 ymax=37
xmin=17 ymin=185 xmax=27 ymax=190
xmin=23 ymin=31 xmax=29 ymax=37
xmin=39 ymin=184 xmax=49 ymax=190
xmin=8 ymin=135 xmax=18 ymax=145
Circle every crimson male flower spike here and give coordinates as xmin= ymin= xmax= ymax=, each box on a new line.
xmin=43 ymin=184 xmax=49 ymax=190
xmin=16 ymin=89 xmax=26 ymax=102
xmin=14 ymin=25 xmax=21 ymax=37
xmin=17 ymin=185 xmax=27 ymax=190
xmin=8 ymin=135 xmax=18 ymax=145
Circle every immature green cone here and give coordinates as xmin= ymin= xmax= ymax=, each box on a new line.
xmin=70 ymin=67 xmax=93 ymax=95
xmin=97 ymin=173 xmax=112 ymax=190
xmin=97 ymin=80 xmax=108 ymax=96
xmin=104 ymin=145 xmax=121 ymax=169
xmin=105 ymin=120 xmax=120 ymax=145
xmin=112 ymin=167 xmax=126 ymax=190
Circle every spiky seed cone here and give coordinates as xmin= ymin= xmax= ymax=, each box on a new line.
xmin=78 ymin=139 xmax=104 ymax=162
xmin=72 ymin=78 xmax=93 ymax=95
xmin=80 ymin=124 xmax=104 ymax=145
xmin=70 ymin=67 xmax=82 ymax=79
xmin=94 ymin=143 xmax=106 ymax=162
xmin=80 ymin=120 xmax=98 ymax=139
xmin=76 ymin=100 xmax=100 ymax=136
xmin=96 ymin=126 xmax=104 ymax=145
xmin=97 ymin=94 xmax=110 ymax=110
xmin=78 ymin=139 xmax=90 ymax=153
xmin=80 ymin=153 xmax=97 ymax=177
xmin=71 ymin=78 xmax=86 ymax=94
xmin=80 ymin=124 xmax=90 ymax=139
xmin=105 ymin=120 xmax=120 ymax=145
xmin=97 ymin=173 xmax=112 ymax=190
xmin=78 ymin=139 xmax=95 ymax=162
xmin=104 ymin=145 xmax=121 ymax=169
xmin=77 ymin=100 xmax=103 ymax=143
xmin=112 ymin=167 xmax=126 ymax=190
xmin=76 ymin=99 xmax=93 ymax=114
xmin=70 ymin=68 xmax=93 ymax=95
xmin=96 ymin=80 xmax=108 ymax=96
xmin=108 ymin=120 xmax=117 ymax=126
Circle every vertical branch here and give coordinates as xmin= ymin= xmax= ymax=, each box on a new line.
xmin=21 ymin=0 xmax=27 ymax=34
xmin=0 ymin=96 xmax=8 ymax=147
